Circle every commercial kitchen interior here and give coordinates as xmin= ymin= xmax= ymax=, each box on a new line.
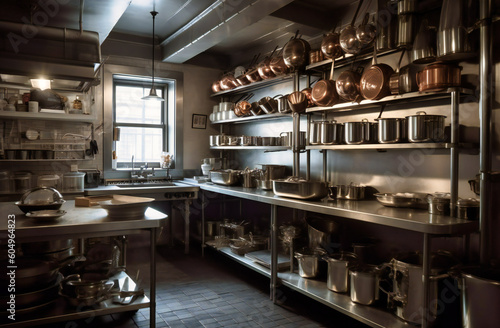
xmin=0 ymin=0 xmax=499 ymax=327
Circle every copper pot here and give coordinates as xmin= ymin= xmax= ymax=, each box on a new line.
xmin=416 ymin=62 xmax=461 ymax=92
xmin=283 ymin=32 xmax=311 ymax=68
xmin=257 ymin=57 xmax=276 ymax=80
xmin=269 ymin=55 xmax=289 ymax=76
xmin=235 ymin=72 xmax=251 ymax=86
xmin=321 ymin=32 xmax=343 ymax=59
xmin=336 ymin=70 xmax=362 ymax=102
xmin=220 ymin=74 xmax=238 ymax=90
xmin=312 ymin=61 xmax=340 ymax=107
xmin=245 ymin=68 xmax=262 ymax=83
xmin=360 ymin=63 xmax=394 ymax=100
xmin=212 ymin=80 xmax=222 ymax=93
xmin=301 ymin=88 xmax=314 ymax=107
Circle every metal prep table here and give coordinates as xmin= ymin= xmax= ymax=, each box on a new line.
xmin=0 ymin=200 xmax=167 ymax=328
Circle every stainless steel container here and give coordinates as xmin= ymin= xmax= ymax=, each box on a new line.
xmin=272 ymin=178 xmax=328 ymax=200
xmin=258 ymin=164 xmax=286 ymax=180
xmin=306 ymin=217 xmax=338 ymax=250
xmin=458 ymin=267 xmax=500 ymax=328
xmin=209 ymin=135 xmax=217 ymax=147
xmin=261 ymin=137 xmax=276 ymax=146
xmin=216 ymin=135 xmax=230 ymax=146
xmin=397 ymin=14 xmax=416 ymax=49
xmin=258 ymin=96 xmax=278 ymax=114
xmin=210 ymin=170 xmax=241 ymax=186
xmin=397 ymin=0 xmax=417 ymax=14
xmin=321 ymin=121 xmax=343 ymax=145
xmin=377 ymin=118 xmax=406 ymax=143
xmin=344 ymin=119 xmax=377 ymax=144
xmin=324 ymin=252 xmax=358 ymax=292
xmin=387 ymin=252 xmax=458 ymax=324
xmin=240 ymin=135 xmax=253 ymax=146
xmin=406 ymin=111 xmax=446 ymax=143
xmin=336 ymin=184 xmax=366 ymax=200
xmin=241 ymin=170 xmax=257 ymax=188
xmin=295 ymin=249 xmax=325 ymax=278
xmin=350 ymin=266 xmax=380 ymax=305
xmin=427 ymin=193 xmax=451 ymax=215
xmin=275 ymin=94 xmax=291 ymax=113
xmin=457 ymin=198 xmax=479 ymax=220
xmin=309 ymin=121 xmax=323 ymax=145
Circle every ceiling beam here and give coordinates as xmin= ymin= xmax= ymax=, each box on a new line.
xmin=160 ymin=0 xmax=294 ymax=63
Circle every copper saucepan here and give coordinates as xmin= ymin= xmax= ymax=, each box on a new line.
xmin=360 ymin=44 xmax=394 ymax=100
xmin=269 ymin=45 xmax=290 ymax=76
xmin=336 ymin=68 xmax=362 ymax=102
xmin=312 ymin=60 xmax=340 ymax=107
xmin=257 ymin=46 xmax=278 ymax=80
xmin=416 ymin=62 xmax=462 ymax=92
xmin=321 ymin=31 xmax=343 ymax=60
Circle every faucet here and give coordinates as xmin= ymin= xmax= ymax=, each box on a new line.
xmin=130 ymin=155 xmax=139 ymax=178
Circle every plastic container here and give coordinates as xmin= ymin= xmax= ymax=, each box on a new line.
xmin=63 ymin=172 xmax=85 ymax=192
xmin=13 ymin=172 xmax=32 ymax=193
xmin=37 ymin=174 xmax=60 ymax=189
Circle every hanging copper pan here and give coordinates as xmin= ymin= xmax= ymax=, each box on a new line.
xmin=360 ymin=45 xmax=394 ymax=100
xmin=312 ymin=61 xmax=340 ymax=107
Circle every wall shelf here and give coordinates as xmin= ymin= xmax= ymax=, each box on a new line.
xmin=210 ymin=112 xmax=292 ymax=124
xmin=211 ymin=74 xmax=294 ymax=98
xmin=0 ymin=111 xmax=96 ymax=123
xmin=210 ymin=146 xmax=290 ymax=151
xmin=306 ymin=142 xmax=479 ymax=152
xmin=305 ymin=88 xmax=476 ymax=114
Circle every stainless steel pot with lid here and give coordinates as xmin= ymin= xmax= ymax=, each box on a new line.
xmin=344 ymin=119 xmax=378 ymax=145
xmin=406 ymin=111 xmax=447 ymax=143
xmin=323 ymin=252 xmax=358 ymax=292
xmin=320 ymin=120 xmax=343 ymax=145
xmin=294 ymin=248 xmax=326 ymax=278
xmin=377 ymin=117 xmax=406 ymax=143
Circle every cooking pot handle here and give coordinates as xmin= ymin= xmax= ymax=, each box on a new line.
xmin=416 ymin=111 xmax=427 ymax=116
xmin=416 ymin=71 xmax=421 ymax=87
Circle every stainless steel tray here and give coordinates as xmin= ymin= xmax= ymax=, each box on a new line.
xmin=272 ymin=179 xmax=327 ymax=200
xmin=374 ymin=192 xmax=428 ymax=209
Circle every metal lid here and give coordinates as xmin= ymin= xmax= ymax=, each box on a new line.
xmin=457 ymin=198 xmax=479 ymax=207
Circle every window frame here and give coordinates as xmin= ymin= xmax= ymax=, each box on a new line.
xmin=102 ymin=63 xmax=184 ymax=180
xmin=112 ymin=80 xmax=168 ymax=167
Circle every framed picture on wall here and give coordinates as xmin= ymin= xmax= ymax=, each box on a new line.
xmin=192 ymin=114 xmax=207 ymax=129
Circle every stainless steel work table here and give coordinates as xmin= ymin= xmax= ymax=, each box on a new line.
xmin=0 ymin=200 xmax=167 ymax=328
xmin=194 ymin=182 xmax=479 ymax=235
xmin=189 ymin=181 xmax=479 ymax=328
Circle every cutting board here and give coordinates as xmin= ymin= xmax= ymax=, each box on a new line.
xmin=75 ymin=195 xmax=113 ymax=207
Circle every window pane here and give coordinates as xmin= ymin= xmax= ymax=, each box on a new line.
xmin=115 ymin=85 xmax=163 ymax=124
xmin=116 ymin=127 xmax=163 ymax=163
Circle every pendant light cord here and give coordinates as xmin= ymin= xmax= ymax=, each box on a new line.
xmin=150 ymin=10 xmax=158 ymax=90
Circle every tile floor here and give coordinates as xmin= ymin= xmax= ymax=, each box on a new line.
xmin=36 ymin=245 xmax=370 ymax=328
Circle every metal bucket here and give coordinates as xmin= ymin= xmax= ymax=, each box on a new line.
xmin=306 ymin=217 xmax=338 ymax=250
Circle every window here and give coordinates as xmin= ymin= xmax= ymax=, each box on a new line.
xmin=113 ymin=80 xmax=167 ymax=168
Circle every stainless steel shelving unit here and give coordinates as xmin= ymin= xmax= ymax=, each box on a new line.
xmin=194 ymin=183 xmax=477 ymax=328
xmin=211 ymin=74 xmax=295 ymax=98
xmin=307 ymin=142 xmax=478 ymax=151
xmin=0 ymin=110 xmax=97 ymax=123
xmin=210 ymin=146 xmax=290 ymax=151
xmin=210 ymin=112 xmax=292 ymax=124
xmin=0 ymin=201 xmax=167 ymax=328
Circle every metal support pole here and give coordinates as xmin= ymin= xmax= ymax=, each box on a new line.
xmin=422 ymin=233 xmax=431 ymax=328
xmin=201 ymin=191 xmax=206 ymax=257
xmin=479 ymin=0 xmax=492 ymax=265
xmin=184 ymin=199 xmax=190 ymax=254
xmin=450 ymin=90 xmax=460 ymax=217
xmin=150 ymin=228 xmax=157 ymax=328
xmin=306 ymin=115 xmax=311 ymax=180
xmin=270 ymin=204 xmax=278 ymax=302
xmin=293 ymin=112 xmax=300 ymax=177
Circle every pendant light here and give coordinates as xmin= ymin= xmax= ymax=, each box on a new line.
xmin=142 ymin=8 xmax=164 ymax=101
